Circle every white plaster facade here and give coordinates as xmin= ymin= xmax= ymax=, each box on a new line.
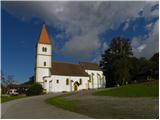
xmin=43 ymin=75 xmax=89 ymax=92
xmin=42 ymin=72 xmax=105 ymax=93
xmin=35 ymin=43 xmax=52 ymax=83
xmin=37 ymin=64 xmax=106 ymax=93
xmin=85 ymin=70 xmax=106 ymax=89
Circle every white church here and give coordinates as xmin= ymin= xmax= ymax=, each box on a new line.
xmin=35 ymin=24 xmax=105 ymax=92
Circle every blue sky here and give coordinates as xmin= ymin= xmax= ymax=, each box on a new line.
xmin=1 ymin=1 xmax=159 ymax=83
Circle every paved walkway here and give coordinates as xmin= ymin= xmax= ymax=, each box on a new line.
xmin=1 ymin=93 xmax=91 ymax=119
xmin=65 ymin=89 xmax=158 ymax=119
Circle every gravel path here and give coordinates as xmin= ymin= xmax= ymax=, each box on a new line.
xmin=65 ymin=89 xmax=159 ymax=119
xmin=1 ymin=93 xmax=91 ymax=119
xmin=1 ymin=89 xmax=158 ymax=119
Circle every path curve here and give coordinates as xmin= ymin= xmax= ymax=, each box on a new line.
xmin=1 ymin=93 xmax=91 ymax=119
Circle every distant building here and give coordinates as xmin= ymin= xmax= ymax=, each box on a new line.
xmin=35 ymin=24 xmax=105 ymax=92
xmin=7 ymin=84 xmax=30 ymax=95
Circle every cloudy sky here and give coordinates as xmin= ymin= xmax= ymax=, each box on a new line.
xmin=2 ymin=1 xmax=159 ymax=83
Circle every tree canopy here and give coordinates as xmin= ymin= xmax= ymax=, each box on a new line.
xmin=100 ymin=36 xmax=159 ymax=87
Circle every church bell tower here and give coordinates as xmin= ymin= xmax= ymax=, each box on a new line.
xmin=35 ymin=23 xmax=52 ymax=84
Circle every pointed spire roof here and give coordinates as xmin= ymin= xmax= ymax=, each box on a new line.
xmin=38 ymin=23 xmax=51 ymax=44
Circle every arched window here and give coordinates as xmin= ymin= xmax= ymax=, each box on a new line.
xmin=89 ymin=75 xmax=91 ymax=82
xmin=66 ymin=79 xmax=69 ymax=85
xmin=91 ymin=73 xmax=94 ymax=81
xmin=44 ymin=62 xmax=46 ymax=66
xmin=42 ymin=47 xmax=47 ymax=52
xmin=42 ymin=47 xmax=45 ymax=52
xmin=45 ymin=47 xmax=47 ymax=52
xmin=97 ymin=73 xmax=101 ymax=87
xmin=79 ymin=79 xmax=82 ymax=85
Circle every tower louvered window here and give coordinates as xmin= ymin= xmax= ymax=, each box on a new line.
xmin=42 ymin=47 xmax=47 ymax=52
xmin=45 ymin=47 xmax=47 ymax=52
xmin=42 ymin=47 xmax=45 ymax=52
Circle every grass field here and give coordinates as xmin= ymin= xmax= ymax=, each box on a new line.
xmin=93 ymin=81 xmax=159 ymax=97
xmin=47 ymin=95 xmax=77 ymax=111
xmin=1 ymin=96 xmax=26 ymax=103
xmin=47 ymin=81 xmax=159 ymax=118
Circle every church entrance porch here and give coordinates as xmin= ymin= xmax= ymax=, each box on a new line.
xmin=74 ymin=84 xmax=78 ymax=91
xmin=73 ymin=81 xmax=80 ymax=92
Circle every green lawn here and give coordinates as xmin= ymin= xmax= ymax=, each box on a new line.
xmin=47 ymin=81 xmax=159 ymax=118
xmin=1 ymin=96 xmax=27 ymax=103
xmin=47 ymin=95 xmax=77 ymax=111
xmin=93 ymin=81 xmax=159 ymax=97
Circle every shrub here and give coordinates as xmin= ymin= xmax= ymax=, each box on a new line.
xmin=26 ymin=83 xmax=43 ymax=96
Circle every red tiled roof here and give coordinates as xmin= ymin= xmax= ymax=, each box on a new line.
xmin=80 ymin=62 xmax=101 ymax=71
xmin=38 ymin=24 xmax=51 ymax=44
xmin=50 ymin=62 xmax=89 ymax=77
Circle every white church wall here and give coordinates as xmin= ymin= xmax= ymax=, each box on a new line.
xmin=35 ymin=43 xmax=52 ymax=83
xmin=36 ymin=68 xmax=50 ymax=83
xmin=43 ymin=79 xmax=49 ymax=92
xmin=85 ymin=70 xmax=105 ymax=89
xmin=44 ymin=75 xmax=89 ymax=92
xmin=42 ymin=71 xmax=105 ymax=93
xmin=36 ymin=55 xmax=51 ymax=68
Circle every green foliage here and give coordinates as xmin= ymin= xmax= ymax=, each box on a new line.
xmin=93 ymin=81 xmax=159 ymax=97
xmin=47 ymin=95 xmax=77 ymax=111
xmin=1 ymin=72 xmax=17 ymax=94
xmin=110 ymin=37 xmax=133 ymax=57
xmin=26 ymin=83 xmax=43 ymax=96
xmin=1 ymin=96 xmax=26 ymax=103
xmin=129 ymin=53 xmax=159 ymax=83
xmin=149 ymin=53 xmax=159 ymax=79
xmin=100 ymin=36 xmax=159 ymax=87
xmin=1 ymin=85 xmax=7 ymax=94
xmin=130 ymin=57 xmax=149 ymax=82
xmin=100 ymin=37 xmax=133 ymax=87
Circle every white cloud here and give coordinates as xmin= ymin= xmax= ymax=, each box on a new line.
xmin=145 ymin=23 xmax=153 ymax=31
xmin=2 ymin=1 xmax=159 ymax=60
xmin=131 ymin=37 xmax=142 ymax=48
xmin=137 ymin=44 xmax=146 ymax=52
xmin=123 ymin=19 xmax=130 ymax=31
xmin=123 ymin=22 xmax=129 ymax=31
xmin=92 ymin=55 xmax=101 ymax=63
xmin=62 ymin=30 xmax=101 ymax=59
xmin=131 ymin=20 xmax=159 ymax=59
xmin=142 ymin=1 xmax=159 ymax=19
xmin=102 ymin=42 xmax=109 ymax=53
xmin=92 ymin=42 xmax=109 ymax=63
